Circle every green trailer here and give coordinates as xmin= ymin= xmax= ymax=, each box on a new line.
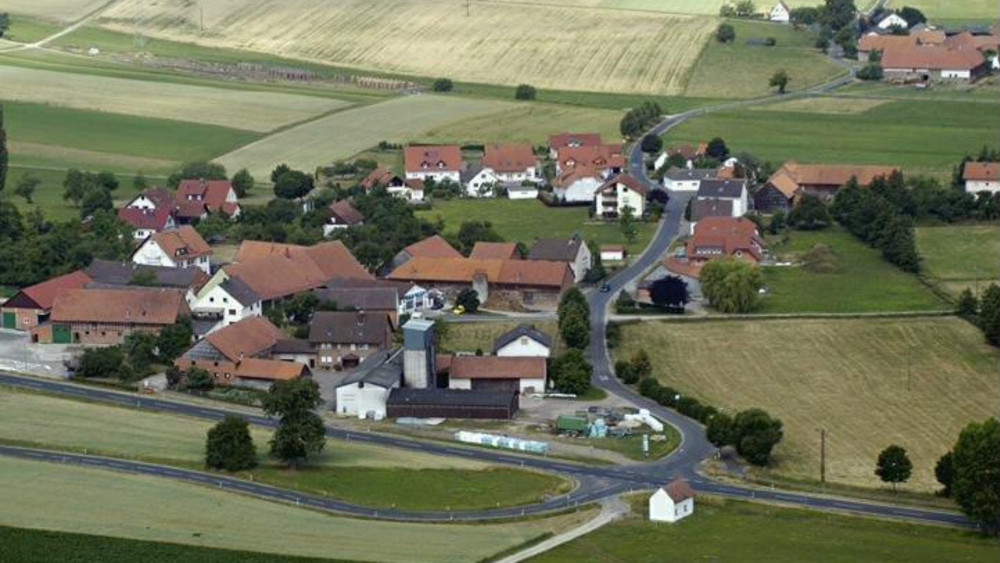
xmin=556 ymin=415 xmax=589 ymax=436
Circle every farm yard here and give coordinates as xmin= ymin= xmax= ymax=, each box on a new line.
xmin=916 ymin=224 xmax=1000 ymax=297
xmin=416 ymin=199 xmax=658 ymax=256
xmin=0 ymin=456 xmax=592 ymax=563
xmin=618 ymin=317 xmax=1000 ymax=491
xmin=759 ymin=227 xmax=949 ymax=313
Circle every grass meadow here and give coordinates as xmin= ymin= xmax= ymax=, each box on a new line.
xmin=759 ymin=227 xmax=949 ymax=313
xmin=5 ymin=166 xmax=143 ymax=222
xmin=413 ymin=103 xmax=624 ymax=146
xmin=417 ymin=199 xmax=658 ymax=256
xmin=440 ymin=320 xmax=560 ymax=354
xmin=889 ymin=0 xmax=998 ymax=23
xmin=530 ymin=496 xmax=998 ymax=563
xmin=668 ymin=97 xmax=999 ymax=176
xmin=0 ymin=456 xmax=592 ymax=563
xmin=3 ymin=14 xmax=66 ymax=43
xmin=916 ymin=224 xmax=1000 ymax=297
xmin=619 ymin=317 xmax=999 ymax=490
xmin=0 ymin=387 xmax=570 ymax=510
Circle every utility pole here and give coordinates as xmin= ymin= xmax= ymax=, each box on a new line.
xmin=133 ymin=0 xmax=145 ymax=51
xmin=466 ymin=0 xmax=471 ymax=17
xmin=819 ymin=428 xmax=826 ymax=485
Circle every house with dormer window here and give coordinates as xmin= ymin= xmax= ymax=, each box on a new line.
xmin=404 ymin=145 xmax=464 ymax=184
xmin=131 ymin=226 xmax=213 ymax=274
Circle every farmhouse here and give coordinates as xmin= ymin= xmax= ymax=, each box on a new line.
xmin=764 ymin=161 xmax=900 ymax=202
xmin=118 ymin=188 xmax=177 ymax=241
xmin=649 ymin=479 xmax=695 ymax=523
xmin=687 ymin=217 xmax=766 ymax=266
xmin=35 ymin=288 xmax=189 ymax=345
xmin=319 ymin=278 xmax=434 ymax=317
xmin=769 ymin=2 xmax=790 ymax=23
xmin=1 ymin=270 xmax=92 ymax=331
xmin=662 ymin=167 xmax=719 ymax=192
xmin=132 ymin=226 xmax=213 ymax=274
xmin=335 ymin=349 xmax=403 ymax=419
xmin=461 ymin=164 xmax=501 ymax=197
xmin=482 ymin=143 xmax=539 ymax=185
xmin=175 ymin=179 xmax=241 ymax=221
xmin=963 ymin=161 xmax=1000 ymax=194
xmin=191 ymin=275 xmax=262 ymax=331
xmin=447 ymin=356 xmax=547 ymax=393
xmin=528 ymin=236 xmax=592 ymax=283
xmin=324 ymin=200 xmax=364 ymax=236
xmin=361 ymin=166 xmax=424 ymax=201
xmin=881 ymin=43 xmax=988 ymax=82
xmin=404 ymin=145 xmax=464 ymax=184
xmin=85 ymin=259 xmax=210 ymax=306
xmin=548 ymin=132 xmax=603 ymax=159
xmin=594 ymin=174 xmax=648 ymax=219
xmin=387 ymin=388 xmax=519 ymax=420
xmin=492 ymin=324 xmax=552 ymax=358
xmin=309 ymin=311 xmax=395 ymax=369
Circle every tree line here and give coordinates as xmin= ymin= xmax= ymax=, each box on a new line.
xmin=831 ymin=173 xmax=921 ymax=273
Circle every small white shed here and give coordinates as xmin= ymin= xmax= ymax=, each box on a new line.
xmin=769 ymin=2 xmax=791 ymax=23
xmin=649 ymin=479 xmax=695 ymax=523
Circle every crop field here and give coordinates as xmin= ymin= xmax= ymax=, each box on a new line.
xmin=668 ymin=98 xmax=1000 ymax=176
xmin=0 ymin=65 xmax=349 ymax=132
xmin=682 ymin=20 xmax=846 ymax=98
xmin=3 ymin=0 xmax=107 ymax=21
xmin=916 ymin=224 xmax=1000 ymax=297
xmin=486 ymin=0 xmax=820 ymax=16
xmin=97 ymin=0 xmax=713 ymax=95
xmin=619 ymin=317 xmax=1000 ymax=490
xmin=531 ymin=496 xmax=998 ymax=563
xmin=416 ymin=199 xmax=658 ymax=256
xmin=889 ymin=0 xmax=998 ymax=21
xmin=215 ymin=95 xmax=512 ymax=178
xmin=0 ymin=456 xmax=592 ymax=563
xmin=414 ymin=104 xmax=624 ymax=146
xmin=759 ymin=227 xmax=949 ymax=313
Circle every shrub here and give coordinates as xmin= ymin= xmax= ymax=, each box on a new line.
xmin=432 ymin=78 xmax=454 ymax=92
xmin=515 ymin=84 xmax=537 ymax=100
xmin=715 ymin=23 xmax=736 ymax=43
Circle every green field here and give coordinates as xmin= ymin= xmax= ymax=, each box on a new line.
xmin=0 ymin=387 xmax=569 ymax=510
xmin=414 ymin=103 xmax=624 ymax=146
xmin=619 ymin=317 xmax=999 ymax=490
xmin=668 ymin=98 xmax=999 ymax=176
xmin=889 ymin=0 xmax=998 ymax=22
xmin=440 ymin=320 xmax=559 ymax=354
xmin=916 ymin=224 xmax=1000 ymax=297
xmin=683 ymin=20 xmax=846 ymax=99
xmin=530 ymin=496 xmax=997 ymax=563
xmin=417 ymin=199 xmax=658 ymax=256
xmin=5 ymin=166 xmax=145 ymax=222
xmin=759 ymin=227 xmax=949 ymax=313
xmin=3 ymin=14 xmax=65 ymax=44
xmin=0 ymin=456 xmax=591 ymax=563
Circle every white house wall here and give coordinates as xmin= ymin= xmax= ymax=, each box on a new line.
xmin=336 ymin=383 xmax=392 ymax=419
xmin=496 ymin=338 xmax=550 ymax=358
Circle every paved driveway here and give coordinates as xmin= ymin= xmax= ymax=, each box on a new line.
xmin=0 ymin=329 xmax=73 ymax=378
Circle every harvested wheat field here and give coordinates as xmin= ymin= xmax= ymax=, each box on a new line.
xmin=3 ymin=0 xmax=108 ymax=21
xmin=485 ymin=0 xmax=822 ymax=16
xmin=415 ymin=103 xmax=624 ymax=145
xmin=754 ymin=97 xmax=890 ymax=115
xmin=620 ymin=317 xmax=999 ymax=491
xmin=0 ymin=65 xmax=349 ymax=132
xmin=216 ymin=94 xmax=512 ymax=178
xmin=97 ymin=0 xmax=713 ymax=94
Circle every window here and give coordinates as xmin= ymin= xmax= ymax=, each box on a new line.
xmin=228 ymin=309 xmax=236 ymax=316
xmin=223 ymin=297 xmax=228 ymax=303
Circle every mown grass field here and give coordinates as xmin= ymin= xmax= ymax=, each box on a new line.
xmin=530 ymin=496 xmax=998 ymax=563
xmin=916 ymin=224 xmax=1000 ymax=297
xmin=3 ymin=14 xmax=65 ymax=43
xmin=0 ymin=388 xmax=569 ymax=510
xmin=683 ymin=20 xmax=846 ymax=99
xmin=759 ymin=227 xmax=949 ymax=313
xmin=417 ymin=199 xmax=658 ymax=256
xmin=97 ymin=0 xmax=713 ymax=95
xmin=414 ymin=103 xmax=624 ymax=146
xmin=668 ymin=97 xmax=999 ymax=176
xmin=216 ymin=95 xmax=512 ymax=178
xmin=619 ymin=317 xmax=1000 ymax=490
xmin=0 ymin=456 xmax=592 ymax=563
xmin=890 ymin=0 xmax=998 ymax=22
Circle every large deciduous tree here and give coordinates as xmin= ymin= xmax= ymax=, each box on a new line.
xmin=700 ymin=259 xmax=764 ymax=313
xmin=263 ymin=378 xmax=326 ymax=467
xmin=875 ymin=444 xmax=913 ymax=491
xmin=731 ymin=408 xmax=783 ymax=466
xmin=978 ymin=284 xmax=1000 ymax=346
xmin=950 ymin=418 xmax=1000 ymax=534
xmin=787 ymin=193 xmax=831 ymax=230
xmin=231 ymin=168 xmax=255 ymax=198
xmin=649 ymin=275 xmax=690 ymax=311
xmin=0 ymin=104 xmax=7 ymax=193
xmin=550 ymin=349 xmax=592 ymax=395
xmin=206 ymin=415 xmax=258 ymax=472
xmin=168 ymin=161 xmax=227 ymax=189
xmin=769 ymin=70 xmax=790 ymax=94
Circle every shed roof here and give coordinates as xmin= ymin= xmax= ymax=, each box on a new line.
xmin=528 ymin=236 xmax=583 ymax=262
xmin=387 ymin=388 xmax=517 ymax=407
xmin=492 ymin=324 xmax=553 ymax=353
xmin=663 ymin=479 xmax=695 ymax=502
xmin=450 ymin=356 xmax=546 ymax=380
xmin=205 ymin=317 xmax=284 ymax=362
xmin=51 ymin=288 xmax=187 ymax=325
xmin=9 ymin=270 xmax=93 ymax=311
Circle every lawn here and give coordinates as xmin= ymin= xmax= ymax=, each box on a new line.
xmin=682 ymin=20 xmax=846 ymax=99
xmin=414 ymin=103 xmax=624 ymax=146
xmin=889 ymin=0 xmax=998 ymax=22
xmin=417 ymin=199 xmax=658 ymax=257
xmin=3 ymin=14 xmax=65 ymax=44
xmin=5 ymin=166 xmax=144 ymax=222
xmin=215 ymin=95 xmax=513 ymax=179
xmin=0 ymin=387 xmax=570 ymax=510
xmin=530 ymin=496 xmax=998 ymax=563
xmin=440 ymin=320 xmax=559 ymax=354
xmin=0 ymin=456 xmax=592 ymax=563
xmin=619 ymin=317 xmax=1000 ymax=490
xmin=916 ymin=223 xmax=1000 ymax=297
xmin=758 ymin=226 xmax=949 ymax=313
xmin=668 ymin=97 xmax=1000 ymax=176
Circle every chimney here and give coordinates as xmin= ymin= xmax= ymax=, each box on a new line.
xmin=357 ymin=310 xmax=366 ymax=326
xmin=238 ymin=351 xmax=244 ymax=365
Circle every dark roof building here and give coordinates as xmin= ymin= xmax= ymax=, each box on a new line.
xmin=690 ymin=198 xmax=734 ymax=223
xmin=528 ymin=236 xmax=585 ymax=263
xmin=313 ymin=286 xmax=399 ymax=313
xmin=492 ymin=324 xmax=553 ymax=353
xmin=308 ymin=311 xmax=394 ymax=348
xmin=663 ymin=167 xmax=718 ymax=181
xmin=338 ymin=349 xmax=404 ymax=389
xmin=697 ymin=179 xmax=748 ymax=199
xmin=386 ymin=388 xmax=519 ymax=419
xmin=85 ymin=260 xmax=209 ymax=291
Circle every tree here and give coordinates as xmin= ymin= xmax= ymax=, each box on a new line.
xmin=122 ymin=331 xmax=157 ymax=374
xmin=649 ymin=276 xmax=690 ymax=311
xmin=935 ymin=451 xmax=955 ymax=497
xmin=270 ymin=164 xmax=292 ymax=184
xmin=875 ymin=445 xmax=913 ymax=491
xmin=184 ymin=367 xmax=214 ymax=390
xmin=231 ymin=168 xmax=254 ymax=198
xmin=978 ymin=284 xmax=1000 ymax=346
xmin=821 ymin=0 xmax=857 ymax=31
xmin=898 ymin=6 xmax=926 ymax=27
xmin=262 ymin=378 xmax=325 ymax=467
xmin=550 ymin=349 xmax=592 ymax=395
xmin=950 ymin=418 xmax=1000 ymax=533
xmin=956 ymin=288 xmax=979 ymax=319
xmin=205 ymin=416 xmax=258 ymax=472
xmin=456 ymin=220 xmax=503 ymax=253
xmin=168 ymin=161 xmax=227 ymax=188
xmin=79 ymin=187 xmax=112 ymax=219
xmin=273 ymin=169 xmax=314 ymax=200
xmin=787 ymin=193 xmax=831 ymax=230
xmin=619 ymin=205 xmax=638 ymax=243
xmin=515 ymin=84 xmax=537 ymax=100
xmin=769 ymin=70 xmax=790 ymax=94
xmin=715 ymin=23 xmax=736 ymax=43
xmin=584 ymin=240 xmax=606 ymax=282
xmin=455 ymin=288 xmax=480 ymax=313
xmin=790 ymin=6 xmax=820 ymax=26
xmin=640 ymin=134 xmax=663 ymax=154
xmin=132 ymin=172 xmax=149 ymax=191
xmin=734 ymin=0 xmax=756 ymax=17
xmin=559 ymin=309 xmax=591 ymax=350
xmin=14 ymin=173 xmax=39 ymax=204
xmin=615 ymin=360 xmax=637 ymax=384
xmin=700 ymin=259 xmax=765 ymax=313
xmin=62 ymin=169 xmax=88 ymax=207
xmin=732 ymin=408 xmax=783 ymax=466
xmin=706 ymin=413 xmax=734 ymax=447
xmin=0 ymin=105 xmax=7 ymax=193
xmin=706 ymin=137 xmax=729 ymax=160
xmin=629 ymin=350 xmax=652 ymax=380
xmin=432 ymin=78 xmax=453 ymax=92
xmin=157 ymin=318 xmax=193 ymax=362
xmin=769 ymin=210 xmax=787 ymax=234
xmin=856 ymin=63 xmax=884 ymax=80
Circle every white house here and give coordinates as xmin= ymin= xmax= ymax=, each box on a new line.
xmin=131 ymin=226 xmax=212 ymax=274
xmin=492 ymin=324 xmax=552 ymax=358
xmin=662 ymin=167 xmax=719 ymax=192
xmin=696 ymin=179 xmax=749 ymax=217
xmin=600 ymin=245 xmax=626 ymax=263
xmin=649 ymin=479 xmax=695 ymax=523
xmin=481 ymin=143 xmax=539 ymax=185
xmin=461 ymin=165 xmax=501 ymax=197
xmin=404 ymin=145 xmax=464 ymax=184
xmin=192 ymin=274 xmax=263 ymax=329
xmin=506 ymin=185 xmax=539 ymax=200
xmin=594 ymin=174 xmax=648 ymax=219
xmin=554 ymin=172 xmax=604 ymax=203
xmin=335 ymin=350 xmax=403 ymax=420
xmin=447 ymin=356 xmax=548 ymax=394
xmin=963 ymin=162 xmax=1000 ymax=194
xmin=769 ymin=1 xmax=791 ymax=23
xmin=877 ymin=12 xmax=909 ymax=30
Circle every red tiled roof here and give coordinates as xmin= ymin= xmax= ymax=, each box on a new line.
xmin=482 ymin=144 xmax=537 ymax=173
xmin=51 ymin=288 xmax=188 ymax=325
xmin=469 ymin=242 xmax=520 ymax=260
xmin=688 ymin=217 xmax=766 ymax=262
xmin=404 ymin=145 xmax=463 ymax=173
xmin=770 ymin=161 xmax=900 ymax=190
xmin=881 ymin=43 xmax=986 ymax=71
xmin=858 ymin=34 xmax=918 ymax=52
xmin=559 ymin=144 xmax=625 ymax=172
xmin=963 ymin=161 xmax=1000 ymax=182
xmin=227 ymin=241 xmax=371 ymax=300
xmin=329 ymin=200 xmax=364 ymax=225
xmin=449 ymin=356 xmax=547 ymax=380
xmin=15 ymin=270 xmax=93 ymax=310
xmin=361 ymin=166 xmax=398 ymax=191
xmin=401 ymin=235 xmax=463 ymax=259
xmin=118 ymin=206 xmax=173 ymax=231
xmin=663 ymin=479 xmax=695 ymax=502
xmin=174 ymin=199 xmax=208 ymax=220
xmin=388 ymin=257 xmax=571 ymax=289
xmin=205 ymin=317 xmax=284 ymax=362
xmin=147 ymin=226 xmax=212 ymax=260
xmin=177 ymin=179 xmax=238 ymax=216
xmin=548 ymin=132 xmax=602 ymax=151
xmin=595 ymin=173 xmax=649 ymax=196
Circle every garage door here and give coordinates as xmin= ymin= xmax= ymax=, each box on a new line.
xmin=53 ymin=324 xmax=73 ymax=344
xmin=471 ymin=379 xmax=519 ymax=392
xmin=1 ymin=312 xmax=15 ymax=329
